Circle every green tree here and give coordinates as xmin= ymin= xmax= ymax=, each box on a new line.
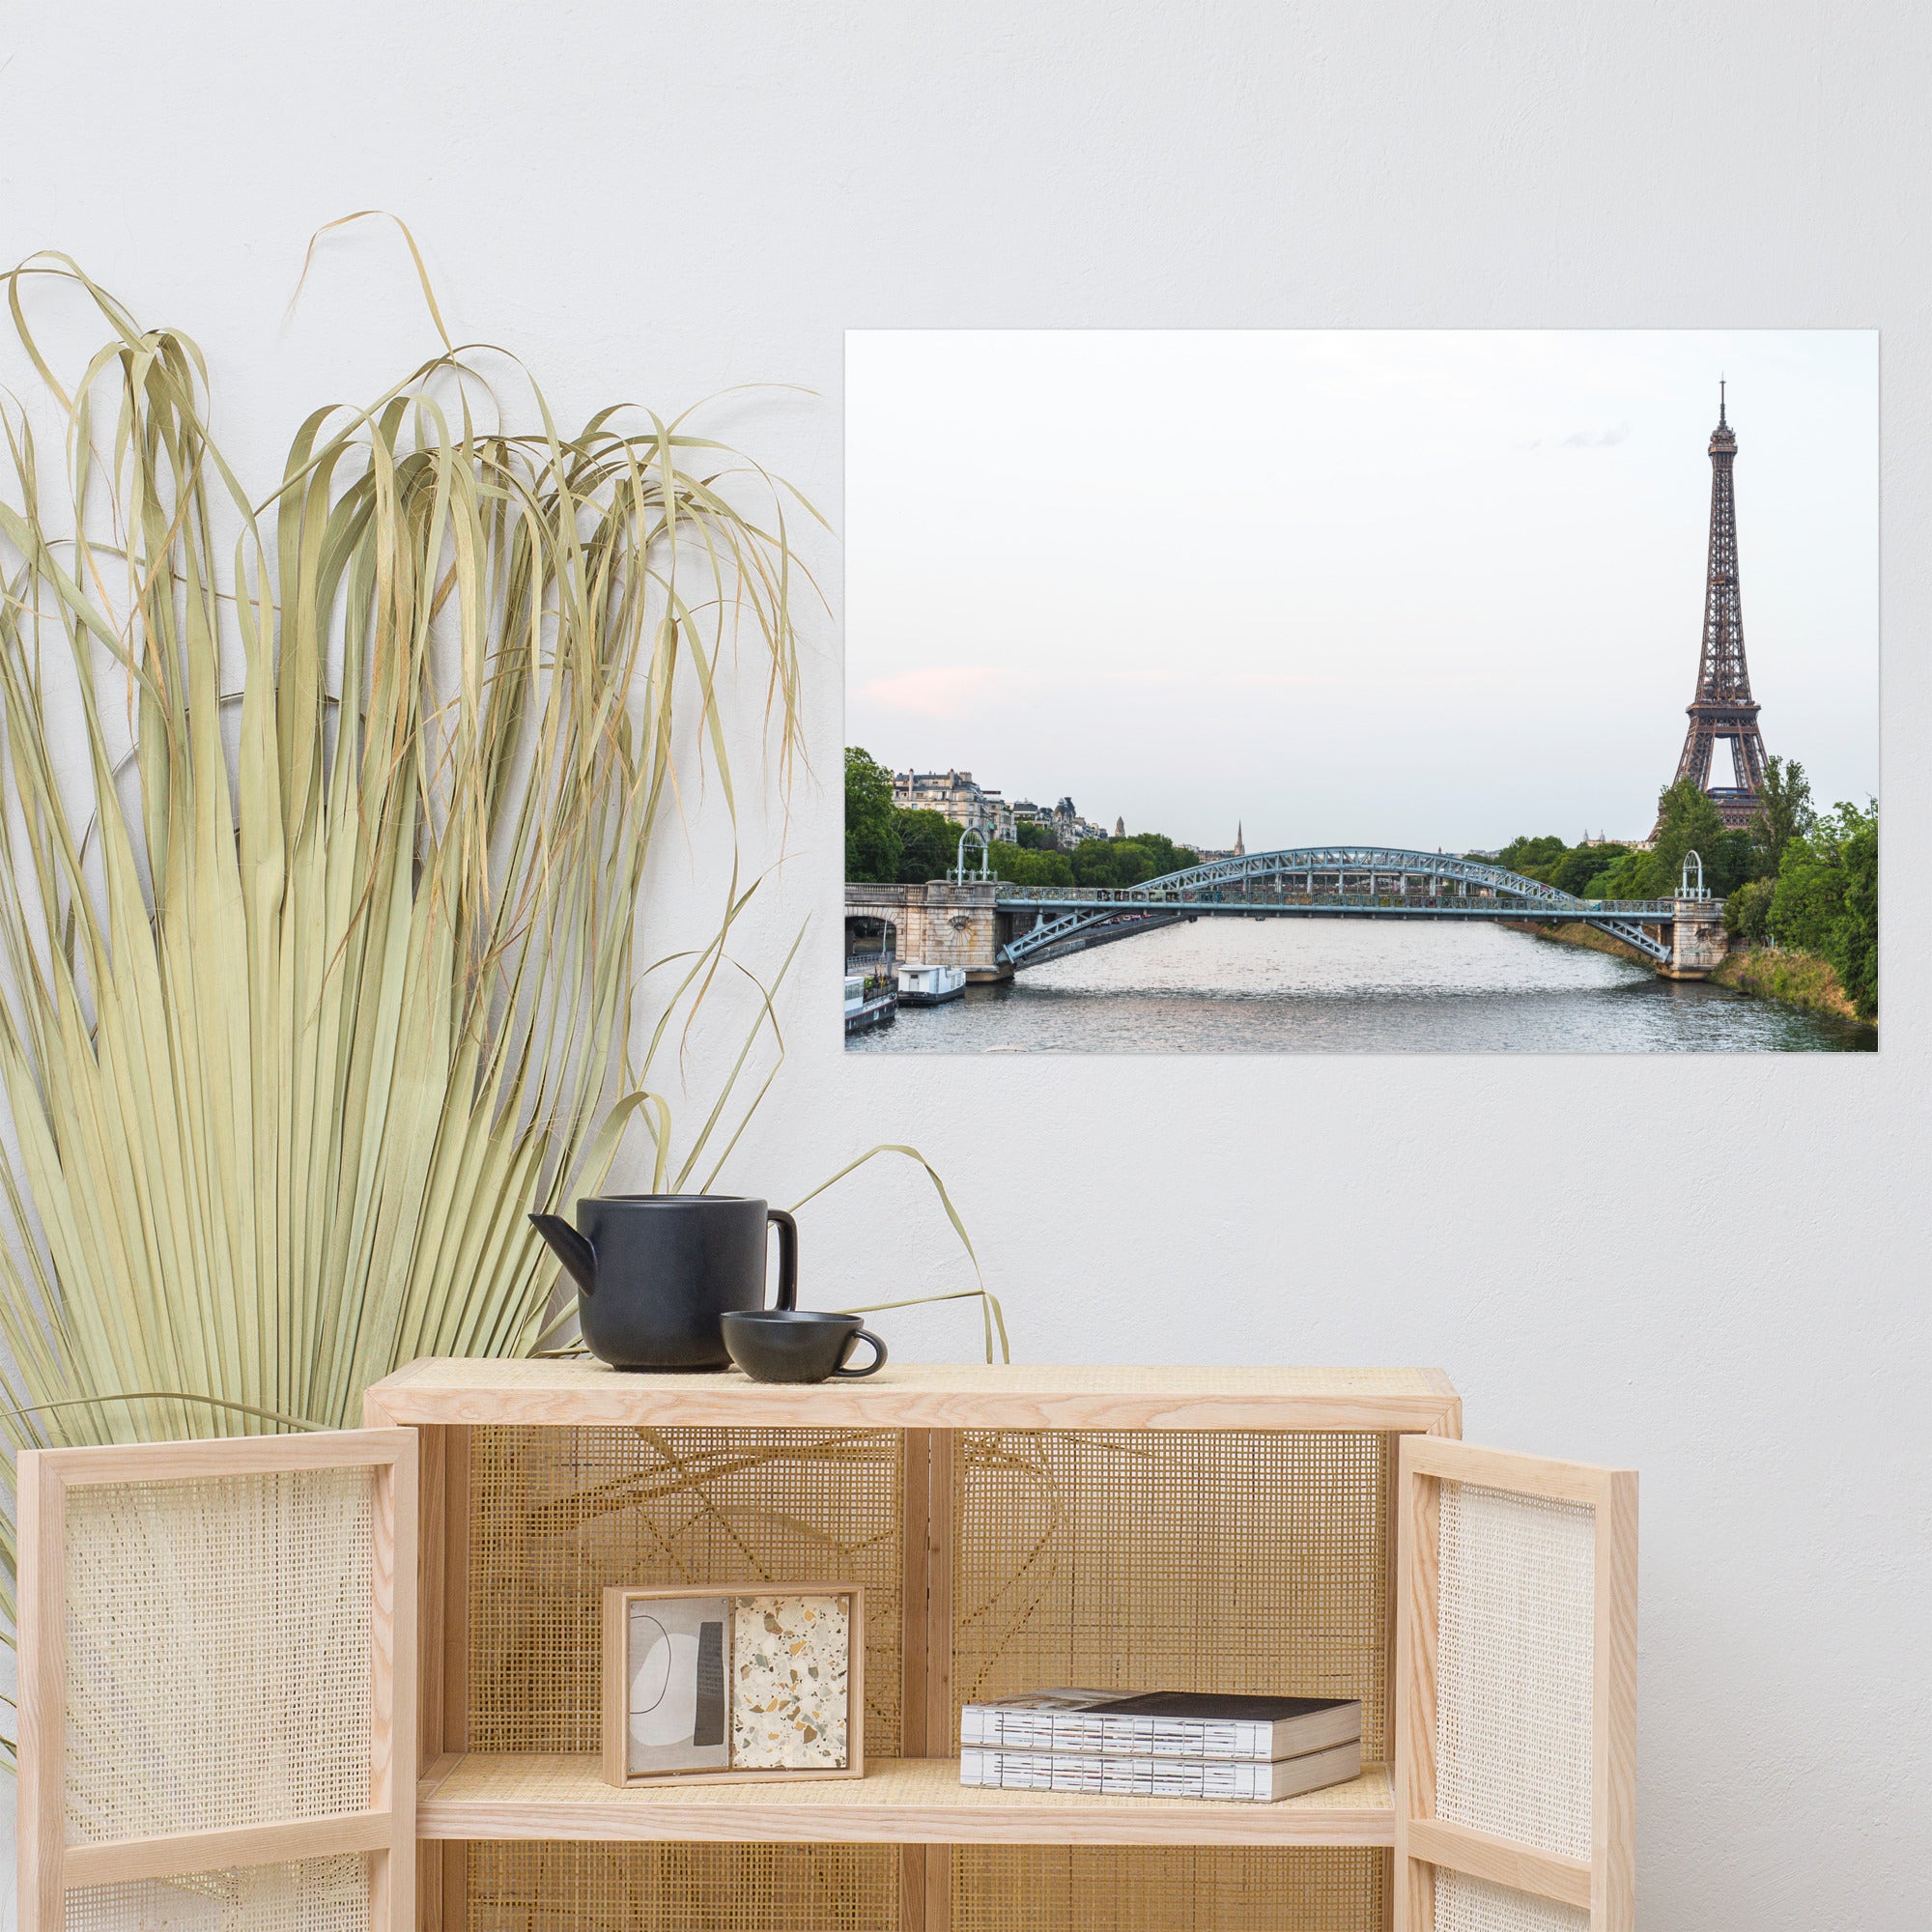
xmin=990 ymin=832 xmax=1202 ymax=891
xmin=1748 ymin=754 xmax=1815 ymax=876
xmin=1763 ymin=801 xmax=1877 ymax=1022
xmin=844 ymin=746 xmax=900 ymax=883
xmin=1495 ymin=834 xmax=1569 ymax=882
xmin=1650 ymin=779 xmax=1727 ymax=897
xmin=895 ymin=809 xmax=960 ymax=884
xmin=987 ymin=839 xmax=1074 ymax=887
xmin=1122 ymin=833 xmax=1199 ymax=877
xmin=1723 ymin=876 xmax=1775 ymax=945
xmin=1014 ymin=821 xmax=1059 ymax=851
xmin=1070 ymin=839 xmax=1130 ymax=888
xmin=1769 ymin=826 xmax=1848 ymax=954
xmin=1065 ymin=835 xmax=1196 ymax=889
xmin=1706 ymin=827 xmax=1754 ymax=897
xmin=1828 ymin=804 xmax=1877 ymax=1021
xmin=1552 ymin=843 xmax=1627 ymax=896
xmin=1584 ymin=845 xmax=1663 ymax=901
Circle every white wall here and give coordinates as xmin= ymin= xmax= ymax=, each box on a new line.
xmin=5 ymin=3 xmax=1928 ymax=1925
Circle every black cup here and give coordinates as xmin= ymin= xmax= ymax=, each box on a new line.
xmin=721 ymin=1310 xmax=888 ymax=1384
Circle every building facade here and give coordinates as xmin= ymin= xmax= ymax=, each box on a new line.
xmin=893 ymin=769 xmax=1015 ymax=842
xmin=1050 ymin=796 xmax=1105 ymax=845
xmin=895 ymin=771 xmax=1125 ymax=849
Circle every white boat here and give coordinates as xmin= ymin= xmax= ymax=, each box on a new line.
xmin=896 ymin=961 xmax=968 ymax=1007
xmin=844 ymin=971 xmax=897 ymax=1035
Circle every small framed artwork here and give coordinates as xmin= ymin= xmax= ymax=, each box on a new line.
xmin=601 ymin=1583 xmax=866 ymax=1787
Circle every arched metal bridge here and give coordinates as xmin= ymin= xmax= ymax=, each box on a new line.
xmin=994 ymin=846 xmax=1684 ymax=968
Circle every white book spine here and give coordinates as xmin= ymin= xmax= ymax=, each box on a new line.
xmin=959 ymin=1747 xmax=1281 ymax=1802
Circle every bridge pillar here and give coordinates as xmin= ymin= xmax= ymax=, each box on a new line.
xmin=841 ymin=880 xmax=1011 ymax=980
xmin=1659 ymin=898 xmax=1728 ymax=980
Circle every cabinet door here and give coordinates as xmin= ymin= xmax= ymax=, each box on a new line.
xmin=17 ymin=1429 xmax=417 ymax=1932
xmin=1395 ymin=1437 xmax=1636 ymax=1932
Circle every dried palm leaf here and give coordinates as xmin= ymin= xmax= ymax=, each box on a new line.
xmin=0 ymin=243 xmax=999 ymax=1769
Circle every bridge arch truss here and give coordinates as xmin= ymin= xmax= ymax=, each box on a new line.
xmin=995 ymin=845 xmax=1679 ymax=968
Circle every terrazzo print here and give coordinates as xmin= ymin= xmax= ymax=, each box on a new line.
xmin=730 ymin=1594 xmax=851 ymax=1769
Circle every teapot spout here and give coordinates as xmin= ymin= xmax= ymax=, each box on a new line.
xmin=529 ymin=1212 xmax=598 ymax=1295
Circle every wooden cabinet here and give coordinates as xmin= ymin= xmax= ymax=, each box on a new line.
xmin=17 ymin=1363 xmax=1634 ymax=1932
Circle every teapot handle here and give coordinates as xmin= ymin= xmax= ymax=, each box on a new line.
xmin=767 ymin=1208 xmax=798 ymax=1311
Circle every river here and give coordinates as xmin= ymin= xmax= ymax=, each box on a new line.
xmin=846 ymin=920 xmax=1874 ymax=1053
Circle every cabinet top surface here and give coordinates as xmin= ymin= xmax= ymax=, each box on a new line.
xmin=364 ymin=1357 xmax=1460 ymax=1431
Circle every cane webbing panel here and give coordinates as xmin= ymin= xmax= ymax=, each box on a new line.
xmin=62 ymin=1469 xmax=375 ymax=1842
xmin=469 ymin=1427 xmax=903 ymax=1756
xmin=1434 ymin=1870 xmax=1589 ymax=1932
xmin=466 ymin=1841 xmax=897 ymax=1932
xmin=952 ymin=1847 xmax=1387 ymax=1931
xmin=63 ymin=1856 xmax=370 ymax=1932
xmin=1435 ymin=1481 xmax=1595 ymax=1861
xmin=953 ymin=1431 xmax=1392 ymax=1759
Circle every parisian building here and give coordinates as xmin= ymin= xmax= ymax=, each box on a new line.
xmin=892 ymin=769 xmax=1016 ymax=842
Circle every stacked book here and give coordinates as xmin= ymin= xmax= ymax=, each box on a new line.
xmin=958 ymin=1689 xmax=1362 ymax=1804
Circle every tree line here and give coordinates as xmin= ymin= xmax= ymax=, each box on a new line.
xmin=1492 ymin=756 xmax=1876 ymax=1021
xmin=852 ymin=746 xmax=1877 ymax=1022
xmin=845 ymin=747 xmax=1199 ymax=890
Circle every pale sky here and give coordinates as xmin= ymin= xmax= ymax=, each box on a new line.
xmin=844 ymin=330 xmax=1877 ymax=851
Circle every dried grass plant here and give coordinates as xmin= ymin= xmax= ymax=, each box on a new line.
xmin=0 ymin=234 xmax=999 ymax=1766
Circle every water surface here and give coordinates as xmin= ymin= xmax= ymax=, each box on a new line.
xmin=846 ymin=922 xmax=1873 ymax=1053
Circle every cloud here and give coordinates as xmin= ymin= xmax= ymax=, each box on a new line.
xmin=854 ymin=666 xmax=1017 ymax=717
xmin=1559 ymin=424 xmax=1631 ymax=448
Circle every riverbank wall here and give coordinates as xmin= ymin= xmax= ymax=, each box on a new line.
xmin=1710 ymin=946 xmax=1867 ymax=1026
xmin=1507 ymin=909 xmax=1725 ymax=978
xmin=1518 ymin=919 xmax=1872 ymax=1029
xmin=1507 ymin=920 xmax=1652 ymax=967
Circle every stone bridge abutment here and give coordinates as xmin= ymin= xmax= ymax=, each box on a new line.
xmin=842 ymin=881 xmax=1013 ymax=980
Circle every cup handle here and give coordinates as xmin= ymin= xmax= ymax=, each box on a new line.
xmin=767 ymin=1208 xmax=798 ymax=1311
xmin=832 ymin=1328 xmax=888 ymax=1378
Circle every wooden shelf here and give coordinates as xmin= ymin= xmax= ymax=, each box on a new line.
xmin=366 ymin=1357 xmax=1461 ymax=1434
xmin=416 ymin=1753 xmax=1395 ymax=1848
xmin=377 ymin=1366 xmax=1470 ymax=1931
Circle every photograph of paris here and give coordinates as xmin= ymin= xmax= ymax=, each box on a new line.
xmin=843 ymin=331 xmax=1877 ymax=1053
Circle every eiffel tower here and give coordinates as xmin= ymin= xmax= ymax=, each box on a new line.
xmin=1665 ymin=383 xmax=1770 ymax=830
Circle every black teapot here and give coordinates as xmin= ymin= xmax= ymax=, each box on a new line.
xmin=529 ymin=1194 xmax=798 ymax=1371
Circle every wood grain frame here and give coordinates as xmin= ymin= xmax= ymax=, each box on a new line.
xmin=1394 ymin=1436 xmax=1637 ymax=1932
xmin=362 ymin=1358 xmax=1466 ymax=1436
xmin=15 ymin=1428 xmax=417 ymax=1932
xmin=601 ymin=1583 xmax=866 ymax=1788
xmin=899 ymin=1426 xmax=955 ymax=1932
xmin=362 ymin=1395 xmax=468 ymax=1932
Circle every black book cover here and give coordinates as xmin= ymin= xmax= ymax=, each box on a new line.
xmin=1092 ymin=1692 xmax=1351 ymax=1721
